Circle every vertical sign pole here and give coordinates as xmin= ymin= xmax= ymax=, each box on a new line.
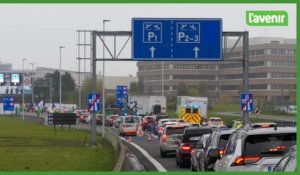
xmin=242 ymin=31 xmax=249 ymax=127
xmin=91 ymin=31 xmax=97 ymax=145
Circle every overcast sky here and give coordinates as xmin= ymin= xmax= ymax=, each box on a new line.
xmin=0 ymin=3 xmax=296 ymax=76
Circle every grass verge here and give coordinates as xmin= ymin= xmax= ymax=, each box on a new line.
xmin=0 ymin=115 xmax=115 ymax=171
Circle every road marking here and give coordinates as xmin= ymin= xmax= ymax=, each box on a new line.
xmin=120 ymin=136 xmax=167 ymax=172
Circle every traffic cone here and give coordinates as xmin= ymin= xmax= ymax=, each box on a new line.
xmin=147 ymin=134 xmax=151 ymax=141
xmin=128 ymin=136 xmax=132 ymax=142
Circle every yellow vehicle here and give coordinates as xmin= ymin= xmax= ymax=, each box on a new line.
xmin=177 ymin=105 xmax=202 ymax=124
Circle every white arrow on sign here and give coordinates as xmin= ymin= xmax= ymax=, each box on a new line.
xmin=193 ymin=47 xmax=199 ymax=58
xmin=149 ymin=46 xmax=156 ymax=58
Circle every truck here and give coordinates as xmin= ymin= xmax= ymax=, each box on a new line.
xmin=176 ymin=96 xmax=208 ymax=124
xmin=128 ymin=96 xmax=166 ymax=115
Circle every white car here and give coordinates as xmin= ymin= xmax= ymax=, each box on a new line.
xmin=214 ymin=126 xmax=296 ymax=172
xmin=119 ymin=115 xmax=143 ymax=136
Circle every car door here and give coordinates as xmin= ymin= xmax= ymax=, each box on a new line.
xmin=215 ymin=133 xmax=238 ymax=171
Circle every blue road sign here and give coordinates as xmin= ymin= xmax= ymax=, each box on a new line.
xmin=3 ymin=96 xmax=14 ymax=111
xmin=88 ymin=93 xmax=101 ymax=113
xmin=241 ymin=93 xmax=254 ymax=112
xmin=48 ymin=113 xmax=53 ymax=125
xmin=132 ymin=18 xmax=222 ymax=60
xmin=116 ymin=85 xmax=128 ymax=108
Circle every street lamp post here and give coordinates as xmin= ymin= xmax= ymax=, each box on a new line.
xmin=102 ymin=19 xmax=110 ymax=138
xmin=22 ymin=59 xmax=27 ymax=120
xmin=30 ymin=63 xmax=34 ymax=106
xmin=59 ymin=46 xmax=65 ymax=112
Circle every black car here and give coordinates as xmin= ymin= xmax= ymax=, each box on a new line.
xmin=198 ymin=128 xmax=234 ymax=171
xmin=273 ymin=145 xmax=296 ymax=172
xmin=176 ymin=127 xmax=212 ymax=168
xmin=190 ymin=133 xmax=211 ymax=171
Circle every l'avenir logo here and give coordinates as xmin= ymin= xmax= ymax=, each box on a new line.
xmin=246 ymin=10 xmax=288 ymax=26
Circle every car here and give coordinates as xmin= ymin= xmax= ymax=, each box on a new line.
xmin=154 ymin=114 xmax=170 ymax=124
xmin=119 ymin=115 xmax=143 ymax=136
xmin=159 ymin=124 xmax=188 ymax=158
xmin=142 ymin=115 xmax=155 ymax=130
xmin=96 ymin=114 xmax=104 ymax=125
xmin=190 ymin=133 xmax=211 ymax=171
xmin=105 ymin=115 xmax=119 ymax=126
xmin=79 ymin=112 xmax=90 ymax=123
xmin=227 ymin=120 xmax=243 ymax=129
xmin=273 ymin=145 xmax=296 ymax=172
xmin=176 ymin=127 xmax=213 ymax=168
xmin=208 ymin=117 xmax=224 ymax=128
xmin=214 ymin=126 xmax=296 ymax=172
xmin=155 ymin=118 xmax=172 ymax=135
xmin=250 ymin=122 xmax=277 ymax=128
xmin=198 ymin=128 xmax=234 ymax=171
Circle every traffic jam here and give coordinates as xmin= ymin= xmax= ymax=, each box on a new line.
xmin=76 ymin=95 xmax=296 ymax=172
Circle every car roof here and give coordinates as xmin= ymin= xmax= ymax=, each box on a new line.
xmin=209 ymin=117 xmax=222 ymax=120
xmin=236 ymin=127 xmax=296 ymax=137
xmin=165 ymin=124 xmax=187 ymax=129
xmin=183 ymin=127 xmax=213 ymax=137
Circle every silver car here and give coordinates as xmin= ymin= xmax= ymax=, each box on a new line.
xmin=214 ymin=126 xmax=296 ymax=172
xmin=159 ymin=124 xmax=187 ymax=157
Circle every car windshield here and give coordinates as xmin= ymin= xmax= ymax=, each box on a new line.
xmin=244 ymin=133 xmax=296 ymax=157
xmin=218 ymin=134 xmax=231 ymax=149
xmin=145 ymin=117 xmax=154 ymax=122
xmin=166 ymin=127 xmax=185 ymax=135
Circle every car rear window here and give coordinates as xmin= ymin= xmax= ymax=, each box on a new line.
xmin=244 ymin=133 xmax=296 ymax=157
xmin=156 ymin=115 xmax=169 ymax=122
xmin=210 ymin=118 xmax=221 ymax=122
xmin=145 ymin=117 xmax=154 ymax=122
xmin=166 ymin=127 xmax=185 ymax=135
xmin=125 ymin=117 xmax=140 ymax=123
xmin=218 ymin=134 xmax=231 ymax=149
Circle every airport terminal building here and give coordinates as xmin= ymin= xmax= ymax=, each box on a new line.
xmin=137 ymin=37 xmax=296 ymax=104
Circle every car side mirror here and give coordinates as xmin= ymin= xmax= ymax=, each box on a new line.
xmin=208 ymin=148 xmax=220 ymax=159
xmin=190 ymin=143 xmax=197 ymax=148
xmin=196 ymin=143 xmax=204 ymax=149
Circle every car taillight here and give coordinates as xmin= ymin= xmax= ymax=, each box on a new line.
xmin=219 ymin=149 xmax=225 ymax=156
xmin=159 ymin=127 xmax=164 ymax=132
xmin=180 ymin=143 xmax=191 ymax=152
xmin=231 ymin=156 xmax=261 ymax=166
xmin=162 ymin=134 xmax=167 ymax=142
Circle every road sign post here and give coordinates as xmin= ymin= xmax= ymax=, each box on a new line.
xmin=132 ymin=18 xmax=222 ymax=60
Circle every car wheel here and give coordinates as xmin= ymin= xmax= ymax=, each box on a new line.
xmin=160 ymin=149 xmax=166 ymax=158
xmin=176 ymin=155 xmax=179 ymax=165
xmin=191 ymin=163 xmax=196 ymax=171
xmin=179 ymin=161 xmax=184 ymax=168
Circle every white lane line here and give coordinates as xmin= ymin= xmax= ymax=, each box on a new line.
xmin=120 ymin=136 xmax=167 ymax=172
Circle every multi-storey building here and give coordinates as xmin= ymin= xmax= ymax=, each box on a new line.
xmin=137 ymin=37 xmax=296 ymax=104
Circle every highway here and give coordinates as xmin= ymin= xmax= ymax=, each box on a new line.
xmin=118 ymin=132 xmax=190 ymax=172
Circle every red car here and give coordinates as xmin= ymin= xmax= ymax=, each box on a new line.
xmin=79 ymin=112 xmax=90 ymax=123
xmin=142 ymin=115 xmax=155 ymax=130
xmin=105 ymin=115 xmax=119 ymax=126
xmin=96 ymin=114 xmax=104 ymax=125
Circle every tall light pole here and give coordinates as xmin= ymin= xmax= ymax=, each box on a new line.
xmin=59 ymin=46 xmax=65 ymax=112
xmin=30 ymin=63 xmax=34 ymax=106
xmin=102 ymin=19 xmax=110 ymax=138
xmin=22 ymin=59 xmax=27 ymax=120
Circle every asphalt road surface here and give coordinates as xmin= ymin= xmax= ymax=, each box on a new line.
xmin=118 ymin=131 xmax=190 ymax=172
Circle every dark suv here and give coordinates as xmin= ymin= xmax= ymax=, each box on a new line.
xmin=176 ymin=127 xmax=212 ymax=168
xmin=198 ymin=128 xmax=234 ymax=171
